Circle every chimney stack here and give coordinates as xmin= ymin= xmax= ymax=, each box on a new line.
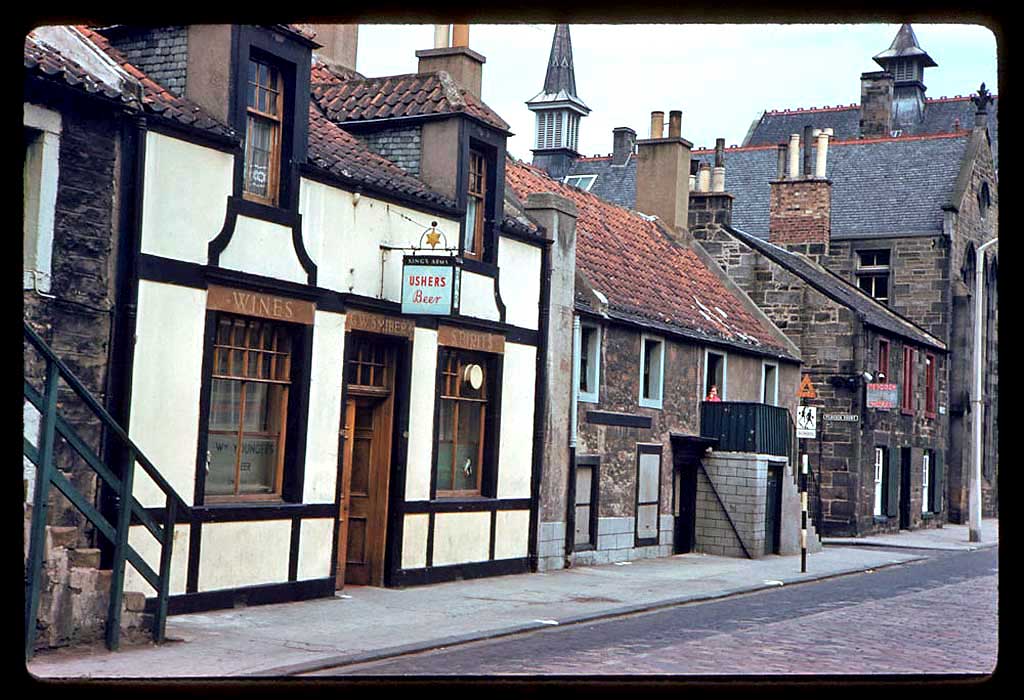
xmin=635 ymin=109 xmax=693 ymax=236
xmin=859 ymin=70 xmax=894 ymax=138
xmin=300 ymin=24 xmax=358 ymax=73
xmin=416 ymin=23 xmax=486 ymax=98
xmin=687 ymin=137 xmax=733 ymax=238
xmin=802 ymin=124 xmax=814 ymax=177
xmin=769 ymin=126 xmax=832 ymax=250
xmin=612 ymin=127 xmax=636 ymax=166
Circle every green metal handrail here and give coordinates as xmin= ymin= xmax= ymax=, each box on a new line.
xmin=23 ymin=321 xmax=188 ymax=658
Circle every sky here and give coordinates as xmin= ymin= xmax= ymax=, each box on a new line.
xmin=353 ymin=23 xmax=999 ymax=161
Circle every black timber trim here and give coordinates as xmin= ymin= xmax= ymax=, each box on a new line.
xmin=634 ymin=443 xmax=663 ymax=548
xmin=144 ymin=502 xmax=336 ymax=525
xmin=186 ymin=521 xmax=201 ymax=594
xmin=206 ymin=196 xmax=317 ymax=286
xmin=402 ymin=498 xmax=531 ymax=514
xmin=192 ymin=311 xmax=218 ymax=506
xmin=384 ymin=337 xmax=414 ymax=587
xmin=460 ymin=258 xmax=498 ymax=277
xmin=499 ymin=227 xmax=548 ymax=247
xmin=134 ymin=254 xmax=539 ymax=343
xmin=144 ymin=116 xmax=240 ymax=154
xmin=297 ymin=163 xmax=460 ymax=218
xmin=425 ymin=512 xmax=436 ymax=567
xmin=488 ymin=510 xmax=498 ymax=560
xmin=390 ymin=557 xmax=531 ymax=587
xmin=585 ymin=411 xmax=653 ymax=429
xmin=152 ymin=577 xmax=334 ymax=616
xmin=288 ymin=517 xmax=301 ymax=582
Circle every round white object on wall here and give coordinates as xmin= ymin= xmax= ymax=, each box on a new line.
xmin=463 ymin=363 xmax=484 ymax=390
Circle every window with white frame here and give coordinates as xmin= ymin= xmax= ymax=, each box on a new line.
xmin=563 ymin=174 xmax=597 ymax=191
xmin=873 ymin=447 xmax=886 ymax=516
xmin=761 ymin=362 xmax=779 ymax=405
xmin=578 ymin=323 xmax=601 ymax=403
xmin=704 ymin=350 xmax=727 ymax=401
xmin=857 ymin=250 xmax=891 ymax=305
xmin=23 ymin=104 xmax=61 ymax=294
xmin=921 ymin=452 xmax=930 ymax=514
xmin=639 ymin=335 xmax=665 ymax=409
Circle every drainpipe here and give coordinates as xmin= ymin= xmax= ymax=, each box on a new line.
xmin=565 ymin=315 xmax=580 ymax=559
xmin=969 ymin=237 xmax=997 ymax=542
xmin=851 ymin=315 xmax=866 ymax=534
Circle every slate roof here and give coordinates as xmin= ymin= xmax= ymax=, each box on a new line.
xmin=311 ymin=69 xmax=510 ymax=132
xmin=564 ymin=155 xmax=636 ymax=209
xmin=723 ymin=225 xmax=947 ymax=352
xmin=873 ymin=23 xmax=937 ymax=67
xmin=742 ymin=96 xmax=998 ymax=168
xmin=693 ymin=132 xmax=971 ymax=240
xmin=506 ymin=160 xmax=796 ymax=359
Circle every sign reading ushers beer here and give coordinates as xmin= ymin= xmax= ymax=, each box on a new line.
xmin=207 ymin=285 xmax=315 ymax=325
xmin=401 ymin=255 xmax=460 ymax=315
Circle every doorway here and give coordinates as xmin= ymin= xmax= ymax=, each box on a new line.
xmin=764 ymin=465 xmax=782 ymax=554
xmin=899 ymin=447 xmax=912 ymax=530
xmin=337 ymin=337 xmax=397 ymax=588
xmin=672 ymin=459 xmax=698 ymax=554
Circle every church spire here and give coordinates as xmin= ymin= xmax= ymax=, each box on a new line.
xmin=527 ymin=24 xmax=591 ymax=178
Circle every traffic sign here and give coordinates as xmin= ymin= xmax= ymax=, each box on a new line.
xmin=797 ymin=374 xmax=817 ymax=399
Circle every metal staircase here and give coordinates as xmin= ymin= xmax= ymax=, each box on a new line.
xmin=23 ymin=321 xmax=188 ymax=658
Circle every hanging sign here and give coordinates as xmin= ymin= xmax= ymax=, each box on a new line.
xmin=866 ymin=383 xmax=898 ymax=410
xmin=797 ymin=374 xmax=817 ymax=399
xmin=401 ymin=255 xmax=460 ymax=315
xmin=796 ymin=406 xmax=817 ymax=439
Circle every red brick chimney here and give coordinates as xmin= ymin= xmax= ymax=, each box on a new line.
xmin=768 ymin=125 xmax=832 ymax=250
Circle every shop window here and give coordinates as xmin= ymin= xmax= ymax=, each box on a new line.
xmin=639 ymin=335 xmax=665 ymax=409
xmin=23 ymin=105 xmax=61 ymax=294
xmin=463 ymin=149 xmax=487 ymax=261
xmin=243 ymin=58 xmax=284 ymax=206
xmin=574 ymin=457 xmax=599 ymax=549
xmin=635 ymin=446 xmax=661 ymax=546
xmin=704 ymin=350 xmax=727 ymax=401
xmin=925 ymin=353 xmax=936 ymax=417
xmin=873 ymin=447 xmax=888 ymax=517
xmin=578 ymin=323 xmax=601 ymax=403
xmin=761 ymin=362 xmax=778 ymax=405
xmin=877 ymin=339 xmax=890 ymax=382
xmin=901 ymin=346 xmax=914 ymax=414
xmin=205 ymin=315 xmax=294 ymax=501
xmin=857 ymin=250 xmax=890 ymax=305
xmin=435 ymin=348 xmax=496 ymax=497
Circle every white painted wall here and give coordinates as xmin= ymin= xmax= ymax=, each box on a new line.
xmin=432 ymin=511 xmax=491 ymax=566
xmin=198 ymin=520 xmax=291 ymax=591
xmin=303 ymin=311 xmax=346 ymax=504
xmin=493 ymin=510 xmax=530 ymax=560
xmin=458 ymin=271 xmax=501 ymax=322
xmin=296 ymin=518 xmax=335 ymax=581
xmin=219 ymin=215 xmax=308 ymax=283
xmin=497 ymin=238 xmax=541 ymax=330
xmin=404 ymin=327 xmax=438 ymax=502
xmin=23 ymin=102 xmax=61 ymax=293
xmin=129 ymin=281 xmax=208 ymax=507
xmin=401 ymin=513 xmax=430 ymax=569
xmin=496 ymin=343 xmax=536 ymax=499
xmin=140 ymin=132 xmax=232 ymax=264
xmin=123 ymin=523 xmax=190 ymax=596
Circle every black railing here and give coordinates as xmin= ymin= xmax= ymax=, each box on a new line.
xmin=700 ymin=401 xmax=792 ymax=457
xmin=23 ymin=322 xmax=189 ymax=658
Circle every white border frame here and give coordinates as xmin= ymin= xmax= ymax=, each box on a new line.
xmin=578 ymin=322 xmax=601 ymax=404
xmin=23 ymin=102 xmax=62 ymax=294
xmin=760 ymin=361 xmax=779 ymax=406
xmin=702 ymin=349 xmax=728 ymax=401
xmin=638 ymin=334 xmax=665 ymax=409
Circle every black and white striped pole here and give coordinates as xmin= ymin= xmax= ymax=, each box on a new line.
xmin=800 ymin=454 xmax=808 ymax=573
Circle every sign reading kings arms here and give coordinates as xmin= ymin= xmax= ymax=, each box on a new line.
xmin=401 ymin=255 xmax=461 ymax=315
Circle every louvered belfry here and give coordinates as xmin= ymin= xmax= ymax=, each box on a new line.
xmin=526 ymin=24 xmax=591 ymax=179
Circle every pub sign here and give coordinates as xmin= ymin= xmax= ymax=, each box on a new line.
xmin=401 ymin=255 xmax=460 ymax=315
xmin=866 ymin=383 xmax=898 ymax=410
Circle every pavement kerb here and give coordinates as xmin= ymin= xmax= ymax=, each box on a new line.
xmin=253 ymin=553 xmax=928 ymax=677
xmin=820 ymin=539 xmax=998 ymax=552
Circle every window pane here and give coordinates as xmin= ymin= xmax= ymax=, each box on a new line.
xmin=209 ymin=378 xmax=242 ymax=430
xmin=206 ymin=433 xmax=238 ymax=496
xmin=464 ymin=198 xmax=479 ymax=252
xmin=245 ymin=116 xmax=274 ymax=198
xmin=575 ymin=466 xmax=593 ymax=506
xmin=436 ymin=399 xmax=454 ymax=491
xmin=637 ymin=504 xmax=659 ymax=539
xmin=638 ymin=453 xmax=660 ymax=503
xmin=237 ymin=435 xmax=277 ymax=494
xmin=454 ymin=401 xmax=483 ymax=491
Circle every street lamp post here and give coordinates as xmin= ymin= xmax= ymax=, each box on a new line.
xmin=968 ymin=237 xmax=997 ymax=542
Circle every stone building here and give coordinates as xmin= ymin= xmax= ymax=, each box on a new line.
xmin=560 ymin=23 xmax=998 ymax=527
xmin=516 ymin=26 xmax=814 ymax=572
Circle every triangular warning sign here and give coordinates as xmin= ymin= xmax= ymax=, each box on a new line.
xmin=797 ymin=374 xmax=817 ymax=399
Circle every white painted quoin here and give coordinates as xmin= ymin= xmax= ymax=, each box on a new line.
xmin=119 ymin=26 xmax=547 ymax=607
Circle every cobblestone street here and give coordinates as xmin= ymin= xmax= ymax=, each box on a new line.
xmin=331 ymin=549 xmax=998 ymax=676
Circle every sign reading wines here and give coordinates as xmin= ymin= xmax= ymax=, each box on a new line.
xmin=401 ymin=255 xmax=460 ymax=315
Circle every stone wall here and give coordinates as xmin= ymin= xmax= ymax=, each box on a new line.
xmin=571 ymin=515 xmax=674 ymax=566
xmin=360 ymin=126 xmax=423 ymax=177
xmin=696 ymin=452 xmax=770 ymax=557
xmin=24 ymin=98 xmax=121 ymax=548
xmin=106 ymin=27 xmax=189 ymax=98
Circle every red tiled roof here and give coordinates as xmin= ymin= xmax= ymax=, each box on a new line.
xmin=505 ymin=159 xmax=790 ymax=355
xmin=25 ymin=31 xmax=139 ymax=106
xmin=311 ymin=68 xmax=510 ymax=132
xmin=307 ymin=104 xmax=456 ymax=209
xmin=76 ymin=26 xmax=235 ymax=138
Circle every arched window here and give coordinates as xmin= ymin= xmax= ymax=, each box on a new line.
xmin=961 ymin=242 xmax=977 ymax=292
xmin=977 ymin=181 xmax=991 ymax=221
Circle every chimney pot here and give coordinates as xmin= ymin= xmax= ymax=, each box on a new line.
xmin=434 ymin=24 xmax=449 ymax=48
xmin=452 ymin=24 xmax=469 ymax=47
xmin=714 ymin=138 xmax=725 ymax=168
xmin=776 ymin=144 xmax=788 ymax=180
xmin=697 ymin=162 xmax=711 ymax=192
xmin=802 ymin=124 xmax=814 ymax=177
xmin=788 ymin=134 xmax=801 ymax=179
xmin=668 ymin=110 xmax=682 ymax=138
xmin=650 ymin=111 xmax=665 ymax=139
xmin=815 ymin=129 xmax=830 ymax=178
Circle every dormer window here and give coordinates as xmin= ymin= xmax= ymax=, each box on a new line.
xmin=463 ymin=149 xmax=487 ymax=260
xmin=564 ymin=174 xmax=596 ymax=191
xmin=243 ymin=58 xmax=283 ymax=206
